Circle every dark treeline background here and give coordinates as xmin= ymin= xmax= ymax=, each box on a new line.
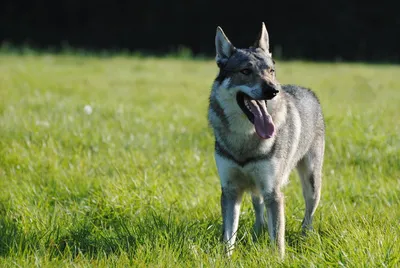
xmin=1 ymin=0 xmax=399 ymax=62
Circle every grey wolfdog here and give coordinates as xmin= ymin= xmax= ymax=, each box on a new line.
xmin=207 ymin=23 xmax=325 ymax=258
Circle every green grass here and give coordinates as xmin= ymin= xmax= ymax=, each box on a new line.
xmin=0 ymin=54 xmax=399 ymax=267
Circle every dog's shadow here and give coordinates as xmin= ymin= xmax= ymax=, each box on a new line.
xmin=0 ymin=205 xmax=224 ymax=258
xmin=231 ymin=219 xmax=326 ymax=257
xmin=0 ymin=201 xmax=325 ymax=259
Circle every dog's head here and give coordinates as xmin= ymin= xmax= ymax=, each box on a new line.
xmin=213 ymin=23 xmax=280 ymax=139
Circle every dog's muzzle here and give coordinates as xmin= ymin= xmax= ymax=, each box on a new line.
xmin=236 ymin=92 xmax=276 ymax=139
xmin=260 ymin=80 xmax=279 ymax=100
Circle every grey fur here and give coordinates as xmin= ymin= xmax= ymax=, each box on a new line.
xmin=208 ymin=23 xmax=325 ymax=258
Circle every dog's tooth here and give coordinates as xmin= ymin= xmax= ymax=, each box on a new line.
xmin=245 ymin=100 xmax=251 ymax=109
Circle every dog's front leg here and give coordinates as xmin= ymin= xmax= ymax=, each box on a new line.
xmin=221 ymin=187 xmax=243 ymax=256
xmin=265 ymin=190 xmax=285 ymax=259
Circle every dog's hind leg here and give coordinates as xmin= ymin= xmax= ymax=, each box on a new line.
xmin=297 ymin=136 xmax=324 ymax=232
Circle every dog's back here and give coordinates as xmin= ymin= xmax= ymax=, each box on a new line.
xmin=273 ymin=84 xmax=325 ymax=172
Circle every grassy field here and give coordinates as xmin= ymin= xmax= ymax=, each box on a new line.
xmin=0 ymin=53 xmax=399 ymax=267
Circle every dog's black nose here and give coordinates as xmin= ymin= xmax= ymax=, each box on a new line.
xmin=261 ymin=85 xmax=279 ymax=100
xmin=262 ymin=90 xmax=278 ymax=100
xmin=261 ymin=81 xmax=279 ymax=99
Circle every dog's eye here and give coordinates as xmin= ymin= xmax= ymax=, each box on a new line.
xmin=240 ymin=69 xmax=252 ymax=75
xmin=269 ymin=68 xmax=275 ymax=74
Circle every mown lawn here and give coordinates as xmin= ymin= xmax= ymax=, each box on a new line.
xmin=0 ymin=54 xmax=399 ymax=267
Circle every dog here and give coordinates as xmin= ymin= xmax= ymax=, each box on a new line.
xmin=207 ymin=22 xmax=325 ymax=258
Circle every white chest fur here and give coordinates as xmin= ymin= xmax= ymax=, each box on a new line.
xmin=215 ymin=153 xmax=279 ymax=195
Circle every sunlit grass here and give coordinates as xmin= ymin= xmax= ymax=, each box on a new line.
xmin=0 ymin=54 xmax=399 ymax=267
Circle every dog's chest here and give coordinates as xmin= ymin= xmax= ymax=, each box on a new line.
xmin=216 ymin=154 xmax=277 ymax=194
xmin=223 ymin=131 xmax=274 ymax=161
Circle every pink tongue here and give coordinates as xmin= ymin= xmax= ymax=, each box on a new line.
xmin=249 ymin=100 xmax=275 ymax=139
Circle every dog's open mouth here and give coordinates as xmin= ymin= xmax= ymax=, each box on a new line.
xmin=237 ymin=92 xmax=275 ymax=139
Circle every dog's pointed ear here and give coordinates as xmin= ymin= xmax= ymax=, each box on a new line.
xmin=215 ymin=26 xmax=235 ymax=65
xmin=254 ymin=22 xmax=270 ymax=53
